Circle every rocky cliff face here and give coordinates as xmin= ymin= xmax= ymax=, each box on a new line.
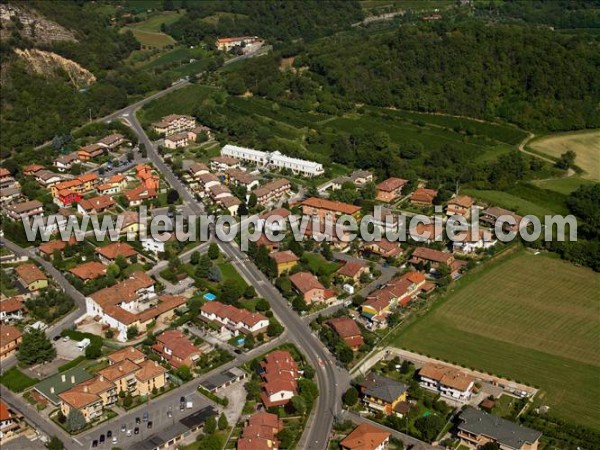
xmin=14 ymin=48 xmax=96 ymax=88
xmin=0 ymin=2 xmax=77 ymax=44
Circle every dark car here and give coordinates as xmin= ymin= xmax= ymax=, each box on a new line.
xmin=92 ymin=440 xmax=98 ymax=448
xmin=147 ymin=421 xmax=153 ymax=429
xmin=234 ymin=348 xmax=243 ymax=354
xmin=106 ymin=430 xmax=112 ymax=439
xmin=99 ymin=434 xmax=105 ymax=443
xmin=135 ymin=417 xmax=141 ymax=425
xmin=134 ymin=427 xmax=139 ymax=435
xmin=53 ymin=335 xmax=61 ymax=341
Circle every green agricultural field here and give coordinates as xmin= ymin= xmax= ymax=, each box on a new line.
xmin=393 ymin=250 xmax=600 ymax=429
xmin=531 ymin=176 xmax=597 ymax=195
xmin=128 ymin=28 xmax=175 ymax=48
xmin=528 ymin=130 xmax=600 ymax=181
xmin=130 ymin=11 xmax=182 ymax=32
xmin=138 ymin=85 xmax=217 ymax=123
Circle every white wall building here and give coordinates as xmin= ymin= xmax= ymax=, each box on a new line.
xmin=221 ymin=145 xmax=324 ymax=177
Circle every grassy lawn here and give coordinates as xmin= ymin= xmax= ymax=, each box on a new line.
xmin=218 ymin=262 xmax=248 ymax=287
xmin=392 ymin=249 xmax=600 ymax=430
xmin=301 ymin=253 xmax=341 ymax=276
xmin=528 ymin=130 xmax=600 ymax=181
xmin=531 ymin=176 xmax=596 ymax=195
xmin=138 ymin=84 xmax=217 ymax=124
xmin=0 ymin=367 xmax=38 ymax=392
xmin=464 ymin=187 xmax=566 ymax=218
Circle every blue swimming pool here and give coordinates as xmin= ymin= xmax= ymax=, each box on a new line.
xmin=203 ymin=292 xmax=216 ymax=301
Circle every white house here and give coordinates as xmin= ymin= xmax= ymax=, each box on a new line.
xmin=419 ymin=363 xmax=475 ymax=402
xmin=200 ymin=301 xmax=269 ymax=336
xmin=141 ymin=236 xmax=170 ymax=255
xmin=221 ymin=144 xmax=268 ymax=164
xmin=452 ymin=228 xmax=497 ymax=254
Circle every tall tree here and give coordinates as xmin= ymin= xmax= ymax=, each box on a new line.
xmin=17 ymin=328 xmax=56 ymax=365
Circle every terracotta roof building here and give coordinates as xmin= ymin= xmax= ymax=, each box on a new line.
xmin=259 ymin=351 xmax=299 ymax=408
xmin=340 ymin=423 xmax=391 ymax=450
xmin=376 ymin=177 xmax=408 ymax=203
xmin=289 ymin=272 xmax=336 ymax=305
xmin=14 ymin=264 xmax=48 ymax=291
xmin=200 ymin=301 xmax=269 ymax=336
xmin=326 ymin=317 xmax=364 ymax=351
xmin=95 ymin=242 xmax=139 ymax=264
xmin=410 ymin=188 xmax=438 ymax=206
xmin=237 ymin=412 xmax=283 ymax=450
xmin=69 ymin=261 xmax=108 ymax=282
xmin=152 ymin=329 xmax=202 ymax=369
xmin=419 ymin=363 xmax=475 ymax=401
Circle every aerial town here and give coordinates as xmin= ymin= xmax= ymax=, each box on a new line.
xmin=0 ymin=2 xmax=598 ymax=450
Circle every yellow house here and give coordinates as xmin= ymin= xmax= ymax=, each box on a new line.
xmin=269 ymin=250 xmax=299 ymax=276
xmin=134 ymin=360 xmax=167 ymax=396
xmin=98 ymin=359 xmax=140 ymax=395
xmin=359 ymin=373 xmax=409 ymax=416
xmin=14 ymin=264 xmax=48 ymax=291
xmin=59 ymin=376 xmax=118 ymax=423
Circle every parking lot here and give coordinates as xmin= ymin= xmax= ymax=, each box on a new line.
xmin=78 ymin=389 xmax=214 ymax=449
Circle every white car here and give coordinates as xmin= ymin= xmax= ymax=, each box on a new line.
xmin=112 ymin=437 xmax=118 ymax=444
xmin=126 ymin=430 xmax=132 ymax=437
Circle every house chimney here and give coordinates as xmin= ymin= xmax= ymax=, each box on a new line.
xmin=119 ymin=366 xmax=123 ymax=372
xmin=99 ymin=375 xmax=105 ymax=382
xmin=50 ymin=386 xmax=55 ymax=394
xmin=155 ymin=361 xmax=159 ymax=366
xmin=71 ymin=376 xmax=75 ymax=384
xmin=61 ymin=374 xmax=66 ymax=383
xmin=83 ymin=385 xmax=89 ymax=393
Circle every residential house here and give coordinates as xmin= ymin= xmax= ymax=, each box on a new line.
xmin=164 ymin=131 xmax=192 ymax=149
xmin=108 ymin=346 xmax=146 ymax=366
xmin=33 ymin=368 xmax=94 ymax=407
xmin=0 ymin=400 xmax=22 ymax=442
xmin=301 ymin=198 xmax=361 ymax=222
xmin=359 ymin=373 xmax=408 ymax=416
xmin=0 ymin=325 xmax=22 ymax=361
xmin=361 ymin=272 xmax=427 ymax=328
xmin=23 ymin=164 xmax=45 ymax=177
xmin=452 ymin=228 xmax=497 ymax=254
xmin=0 ymin=186 xmax=21 ymax=204
xmin=256 ymin=233 xmax=281 ymax=252
xmin=410 ymin=188 xmax=438 ymax=207
xmin=95 ymin=242 xmax=139 ymax=264
xmin=34 ymin=169 xmax=64 ymax=187
xmin=376 ymin=177 xmax=408 ymax=203
xmin=258 ymin=208 xmax=293 ymax=232
xmin=134 ymin=359 xmax=168 ymax=396
xmin=78 ymin=144 xmax=106 ymax=161
xmin=152 ymin=114 xmax=196 ymax=136
xmin=340 ymin=423 xmax=391 ymax=450
xmin=326 ymin=317 xmax=364 ymax=351
xmin=38 ymin=239 xmax=68 ymax=259
xmin=15 ymin=263 xmax=48 ymax=291
xmin=481 ymin=207 xmax=527 ymax=233
xmin=446 ymin=195 xmax=475 ymax=218
xmin=289 ymin=272 xmax=336 ymax=305
xmin=54 ymin=153 xmax=80 ymax=172
xmin=207 ymin=183 xmax=233 ymax=202
xmin=219 ymin=195 xmax=242 ymax=215
xmin=77 ymin=195 xmax=116 ymax=215
xmin=210 ymin=155 xmax=241 ymax=172
xmin=188 ymin=125 xmax=211 ymax=141
xmin=69 ymin=262 xmax=108 ymax=283
xmin=409 ymin=247 xmax=454 ymax=272
xmin=0 ymin=297 xmax=26 ymax=323
xmin=152 ymin=329 xmax=202 ymax=369
xmin=141 ymin=235 xmax=171 ymax=256
xmin=0 ymin=168 xmax=11 ymax=182
xmin=54 ymin=189 xmax=82 ymax=208
xmin=336 ymin=261 xmax=369 ymax=284
xmin=118 ymin=211 xmax=141 ymax=237
xmin=188 ymin=162 xmax=209 ymax=179
xmin=51 ymin=173 xmax=99 ymax=197
xmin=457 ymin=407 xmax=542 ymax=450
xmin=200 ymin=301 xmax=269 ymax=336
xmin=216 ymin=36 xmax=260 ymax=51
xmin=259 ymin=350 xmax=299 ymax=408
xmin=124 ymin=185 xmax=157 ymax=206
xmin=418 ymin=363 xmax=475 ymax=401
xmin=269 ymin=250 xmax=299 ymax=276
xmin=85 ymin=272 xmax=187 ymax=341
xmin=5 ymin=200 xmax=43 ymax=221
xmin=411 ymin=221 xmax=444 ymax=244
xmin=106 ymin=174 xmax=128 ymax=191
xmin=197 ymin=173 xmax=221 ymax=194
xmin=237 ymin=412 xmax=283 ymax=450
xmin=221 ymin=145 xmax=324 ymax=177
xmin=59 ymin=375 xmax=117 ymax=422
xmin=253 ymin=179 xmax=291 ymax=205
xmin=135 ymin=164 xmax=160 ymax=190
xmin=97 ymin=133 xmax=125 ymax=150
xmin=225 ymin=168 xmax=260 ymax=190
xmin=327 ymin=170 xmax=374 ymax=191
xmin=96 ymin=183 xmax=119 ymax=196
xmin=361 ymin=239 xmax=403 ymax=259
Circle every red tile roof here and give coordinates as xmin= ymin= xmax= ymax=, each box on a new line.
xmin=0 ymin=296 xmax=25 ymax=314
xmin=289 ymin=271 xmax=324 ymax=294
xmin=201 ymin=301 xmax=268 ymax=329
xmin=95 ymin=242 xmax=138 ymax=260
xmin=376 ymin=177 xmax=408 ymax=192
xmin=154 ymin=329 xmax=200 ymax=363
xmin=336 ymin=261 xmax=367 ymax=278
xmin=340 ymin=423 xmax=391 ymax=450
xmin=78 ymin=195 xmax=115 ymax=212
xmin=269 ymin=250 xmax=299 ymax=264
xmin=410 ymin=188 xmax=438 ymax=204
xmin=69 ymin=261 xmax=107 ymax=281
xmin=15 ymin=264 xmax=46 ymax=285
xmin=327 ymin=317 xmax=364 ymax=349
xmin=0 ymin=400 xmax=12 ymax=421
xmin=38 ymin=240 xmax=67 ymax=255
xmin=411 ymin=247 xmax=452 ymax=264
xmin=0 ymin=324 xmax=22 ymax=347
xmin=301 ymin=197 xmax=361 ymax=215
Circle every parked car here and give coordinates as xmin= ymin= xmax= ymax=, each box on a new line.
xmin=99 ymin=434 xmax=105 ymax=444
xmin=106 ymin=430 xmax=112 ymax=439
xmin=147 ymin=421 xmax=153 ymax=429
xmin=53 ymin=336 xmax=61 ymax=342
xmin=134 ymin=427 xmax=139 ymax=435
xmin=112 ymin=437 xmax=118 ymax=445
xmin=121 ymin=424 xmax=126 ymax=433
xmin=126 ymin=430 xmax=132 ymax=437
xmin=135 ymin=416 xmax=141 ymax=425
xmin=92 ymin=440 xmax=98 ymax=448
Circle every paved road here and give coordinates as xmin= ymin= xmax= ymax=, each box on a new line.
xmin=119 ymin=102 xmax=349 ymax=449
xmin=0 ymin=238 xmax=88 ymax=372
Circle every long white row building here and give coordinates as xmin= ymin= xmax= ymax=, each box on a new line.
xmin=221 ymin=144 xmax=324 ymax=177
